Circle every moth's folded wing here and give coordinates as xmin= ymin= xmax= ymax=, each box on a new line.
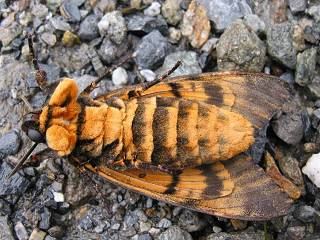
xmin=87 ymin=162 xmax=234 ymax=200
xmin=97 ymin=72 xmax=291 ymax=129
xmin=85 ymin=154 xmax=292 ymax=220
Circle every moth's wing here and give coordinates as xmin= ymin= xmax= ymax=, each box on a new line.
xmin=85 ymin=155 xmax=292 ymax=220
xmin=97 ymin=72 xmax=291 ymax=129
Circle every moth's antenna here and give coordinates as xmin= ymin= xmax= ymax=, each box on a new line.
xmin=6 ymin=142 xmax=38 ymax=179
xmin=81 ymin=53 xmax=133 ymax=96
xmin=27 ymin=34 xmax=47 ymax=89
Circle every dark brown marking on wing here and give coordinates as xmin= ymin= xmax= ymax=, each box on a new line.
xmin=203 ymin=83 xmax=223 ymax=106
xmin=164 ymin=174 xmax=180 ymax=194
xmin=76 ymin=101 xmax=86 ymax=138
xmin=168 ymin=82 xmax=183 ymax=98
xmin=156 ymin=97 xmax=177 ymax=107
xmin=44 ymin=105 xmax=53 ymax=132
xmin=196 ymin=165 xmax=223 ymax=197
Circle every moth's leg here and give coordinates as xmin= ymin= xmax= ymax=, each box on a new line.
xmin=80 ymin=54 xmax=132 ymax=97
xmin=127 ymin=60 xmax=182 ymax=99
xmin=27 ymin=34 xmax=47 ymax=89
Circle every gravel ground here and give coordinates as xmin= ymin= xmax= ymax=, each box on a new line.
xmin=0 ymin=0 xmax=320 ymax=239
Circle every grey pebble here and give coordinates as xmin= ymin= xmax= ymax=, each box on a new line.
xmin=48 ymin=226 xmax=64 ymax=238
xmin=178 ymin=209 xmax=206 ymax=232
xmin=294 ymin=205 xmax=317 ymax=223
xmin=140 ymin=69 xmax=156 ymax=82
xmin=158 ymin=218 xmax=172 ymax=229
xmin=138 ymin=233 xmax=153 ymax=240
xmin=111 ymin=222 xmax=121 ymax=230
xmin=272 ymin=105 xmax=309 ymax=145
xmin=288 ymin=0 xmax=307 ymax=14
xmin=158 ymin=51 xmax=201 ymax=77
xmin=98 ymin=37 xmax=129 ymax=64
xmin=278 ymin=155 xmax=304 ymax=186
xmin=0 ymin=162 xmax=30 ymax=195
xmin=39 ymin=207 xmax=52 ymax=230
xmin=206 ymin=230 xmax=264 ymax=240
xmin=127 ymin=14 xmax=168 ymax=35
xmin=0 ymin=216 xmax=15 ymax=240
xmin=295 ymin=47 xmax=317 ymax=86
xmin=40 ymin=32 xmax=57 ymax=46
xmin=49 ymin=16 xmax=72 ymax=32
xmin=14 ymin=221 xmax=28 ymax=240
xmin=267 ymin=22 xmax=297 ymax=69
xmin=243 ymin=14 xmax=266 ymax=35
xmin=161 ymin=0 xmax=184 ymax=26
xmin=307 ymin=5 xmax=320 ymax=22
xmin=285 ymin=226 xmax=306 ymax=240
xmin=98 ymin=11 xmax=127 ymax=45
xmin=0 ymin=22 xmax=22 ymax=47
xmin=60 ymin=1 xmax=81 ymax=22
xmin=0 ymin=130 xmax=20 ymax=158
xmin=134 ymin=30 xmax=170 ymax=69
xmin=144 ymin=2 xmax=161 ymax=17
xmin=217 ymin=20 xmax=266 ymax=72
xmin=78 ymin=14 xmax=100 ymax=41
xmin=198 ymin=0 xmax=252 ymax=32
xmin=157 ymin=226 xmax=193 ymax=240
xmin=80 ymin=215 xmax=95 ymax=231
xmin=309 ymin=75 xmax=320 ymax=98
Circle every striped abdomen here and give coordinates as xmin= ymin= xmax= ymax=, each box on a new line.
xmin=122 ymin=96 xmax=254 ymax=169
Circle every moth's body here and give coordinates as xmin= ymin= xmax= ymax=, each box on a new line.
xmin=30 ymin=72 xmax=293 ymax=220
xmin=39 ymin=78 xmax=254 ymax=171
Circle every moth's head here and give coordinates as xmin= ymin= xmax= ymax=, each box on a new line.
xmin=22 ymin=111 xmax=45 ymax=144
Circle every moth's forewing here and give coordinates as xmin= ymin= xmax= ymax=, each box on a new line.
xmin=85 ymin=154 xmax=292 ymax=221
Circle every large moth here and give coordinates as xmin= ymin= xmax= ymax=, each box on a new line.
xmin=11 ymin=62 xmax=293 ymax=220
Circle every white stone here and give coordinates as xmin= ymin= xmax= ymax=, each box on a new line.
xmin=302 ymin=152 xmax=320 ymax=188
xmin=53 ymin=192 xmax=65 ymax=202
xmin=140 ymin=69 xmax=156 ymax=82
xmin=112 ymin=67 xmax=128 ymax=86
xmin=144 ymin=2 xmax=161 ymax=17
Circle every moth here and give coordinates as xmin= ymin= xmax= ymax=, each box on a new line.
xmin=9 ymin=39 xmax=293 ymax=221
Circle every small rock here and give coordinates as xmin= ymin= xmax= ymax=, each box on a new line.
xmin=278 ymin=155 xmax=304 ymax=186
xmin=111 ymin=222 xmax=120 ymax=230
xmin=243 ymin=14 xmax=266 ymax=35
xmin=144 ymin=2 xmax=161 ymax=17
xmin=302 ymin=153 xmax=320 ymax=188
xmin=198 ymin=0 xmax=252 ymax=32
xmin=78 ymin=14 xmax=100 ymax=41
xmin=272 ymin=105 xmax=308 ymax=145
xmin=130 ymin=0 xmax=141 ymax=9
xmin=295 ymin=47 xmax=317 ymax=86
xmin=31 ymin=4 xmax=49 ymax=19
xmin=212 ymin=226 xmax=222 ymax=233
xmin=60 ymin=1 xmax=81 ymax=22
xmin=138 ymin=233 xmax=152 ymax=240
xmin=0 ymin=23 xmax=22 ymax=46
xmin=306 ymin=5 xmax=320 ymax=22
xmin=94 ymin=223 xmax=106 ymax=234
xmin=14 ymin=221 xmax=28 ymax=240
xmin=48 ymin=226 xmax=64 ymax=238
xmin=158 ymin=226 xmax=193 ymax=240
xmin=74 ymin=74 xmax=97 ymax=93
xmin=0 ymin=162 xmax=30 ymax=195
xmin=126 ymin=14 xmax=168 ymax=35
xmin=50 ymin=16 xmax=72 ymax=32
xmin=158 ymin=218 xmax=172 ymax=229
xmin=0 ymin=216 xmax=14 ymax=240
xmin=289 ymin=0 xmax=307 ymax=14
xmin=53 ymin=192 xmax=65 ymax=202
xmin=309 ymin=75 xmax=320 ymax=98
xmin=161 ymin=0 xmax=184 ymax=25
xmin=158 ymin=51 xmax=201 ymax=77
xmin=62 ymin=31 xmax=80 ymax=47
xmin=29 ymin=229 xmax=47 ymax=240
xmin=168 ymin=27 xmax=181 ymax=44
xmin=294 ymin=205 xmax=316 ymax=223
xmin=0 ymin=130 xmax=20 ymax=157
xmin=140 ymin=221 xmax=152 ymax=232
xmin=40 ymin=32 xmax=57 ymax=47
xmin=96 ymin=0 xmax=116 ymax=13
xmin=178 ymin=209 xmax=206 ymax=232
xmin=216 ymin=20 xmax=266 ymax=72
xmin=39 ymin=207 xmax=51 ymax=230
xmin=285 ymin=226 xmax=306 ymax=240
xmin=112 ymin=67 xmax=128 ymax=86
xmin=181 ymin=0 xmax=210 ymax=48
xmin=280 ymin=71 xmax=295 ymax=85
xmin=304 ymin=142 xmax=318 ymax=153
xmin=98 ymin=11 xmax=127 ymax=45
xmin=79 ymin=216 xmax=94 ymax=231
xmin=140 ymin=69 xmax=156 ymax=82
xmin=267 ymin=22 xmax=297 ymax=69
xmin=134 ymin=30 xmax=169 ymax=69
xmin=206 ymin=230 xmax=264 ymax=240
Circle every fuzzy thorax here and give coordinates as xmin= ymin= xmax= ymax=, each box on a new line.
xmin=39 ymin=78 xmax=124 ymax=157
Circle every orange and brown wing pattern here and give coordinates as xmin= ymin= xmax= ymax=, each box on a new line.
xmin=85 ymin=154 xmax=292 ymax=220
xmin=97 ymin=72 xmax=291 ymax=129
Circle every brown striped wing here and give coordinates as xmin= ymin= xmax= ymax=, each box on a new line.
xmin=85 ymin=154 xmax=292 ymax=220
xmin=97 ymin=72 xmax=291 ymax=129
